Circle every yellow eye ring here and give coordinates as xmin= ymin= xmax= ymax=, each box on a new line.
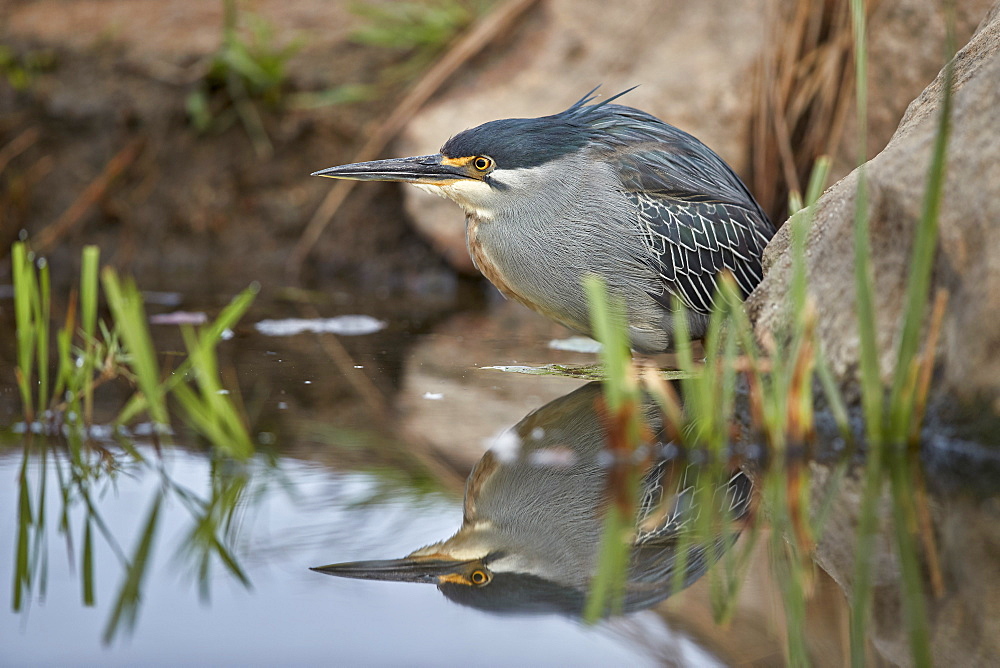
xmin=470 ymin=569 xmax=489 ymax=585
xmin=473 ymin=156 xmax=493 ymax=172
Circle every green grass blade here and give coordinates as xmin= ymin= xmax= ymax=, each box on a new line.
xmin=82 ymin=516 xmax=95 ymax=606
xmin=116 ymin=283 xmax=258 ymax=426
xmin=80 ymin=246 xmax=100 ymax=425
xmin=851 ymin=449 xmax=883 ymax=667
xmin=888 ymin=451 xmax=931 ymax=666
xmin=36 ymin=257 xmax=51 ymax=412
xmin=207 ymin=281 xmax=260 ymax=342
xmin=12 ymin=444 xmax=34 ymax=611
xmin=582 ymin=275 xmax=644 ymax=620
xmin=80 ymin=246 xmax=100 ymax=342
xmin=584 ymin=275 xmax=631 ymax=411
xmin=790 ymin=156 xmax=831 ymax=327
xmin=33 ymin=446 xmax=49 ymax=601
xmin=12 ymin=242 xmax=37 ymax=420
xmin=848 ymin=2 xmax=883 ymax=663
xmin=671 ymin=294 xmax=704 ymax=437
xmin=804 ymin=156 xmax=831 ymax=209
xmin=810 ymin=459 xmax=849 ymax=543
xmin=171 ymin=381 xmax=228 ymax=444
xmin=210 ymin=534 xmax=251 ymax=586
xmin=101 ymin=269 xmax=169 ymax=426
xmin=583 ymin=505 xmax=631 ymax=621
xmin=849 ymin=0 xmax=883 ymax=447
xmin=852 ymin=175 xmax=883 ymax=444
xmin=172 ymin=324 xmax=254 ymax=459
xmin=53 ymin=327 xmax=72 ymax=413
xmin=816 ymin=349 xmax=854 ymax=447
xmin=887 ymin=17 xmax=955 ymax=442
xmin=180 ymin=316 xmax=254 ymax=458
xmin=103 ymin=492 xmax=162 ymax=645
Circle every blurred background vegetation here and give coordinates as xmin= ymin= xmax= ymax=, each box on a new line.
xmin=3 ymin=1 xmax=999 ymax=663
xmin=0 ymin=0 xmax=984 ymax=297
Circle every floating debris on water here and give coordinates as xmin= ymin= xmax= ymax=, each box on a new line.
xmin=482 ymin=363 xmax=607 ymax=379
xmin=547 ymin=336 xmax=602 ymax=353
xmin=254 ymin=315 xmax=386 ymax=337
xmin=482 ymin=363 xmax=696 ymax=381
xmin=422 ymin=392 xmax=444 ymax=400
xmin=150 ymin=311 xmax=208 ymax=325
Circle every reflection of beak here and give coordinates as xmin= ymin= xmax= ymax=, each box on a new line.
xmin=311 ymin=556 xmax=474 ymax=584
xmin=311 ymin=154 xmax=470 ymax=185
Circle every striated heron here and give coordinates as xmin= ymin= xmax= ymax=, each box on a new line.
xmin=313 ymin=88 xmax=774 ymax=353
xmin=311 ymin=383 xmax=752 ymax=615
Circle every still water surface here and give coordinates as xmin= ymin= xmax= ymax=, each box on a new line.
xmin=3 ymin=449 xmax=712 ymax=665
xmin=3 ymin=286 xmax=1000 ymax=665
xmin=2 ymin=290 xmax=727 ymax=666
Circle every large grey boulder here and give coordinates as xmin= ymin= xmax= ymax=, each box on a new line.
xmin=748 ymin=3 xmax=1000 ymax=421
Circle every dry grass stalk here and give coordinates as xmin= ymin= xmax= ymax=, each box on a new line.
xmin=749 ymin=0 xmax=861 ymax=223
xmin=34 ymin=137 xmax=145 ymax=254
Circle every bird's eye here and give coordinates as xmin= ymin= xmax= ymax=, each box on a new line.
xmin=470 ymin=569 xmax=490 ymax=585
xmin=473 ymin=156 xmax=493 ymax=172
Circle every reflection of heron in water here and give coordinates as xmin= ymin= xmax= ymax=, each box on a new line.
xmin=313 ymin=382 xmax=752 ymax=616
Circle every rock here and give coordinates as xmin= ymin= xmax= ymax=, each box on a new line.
xmin=807 ymin=458 xmax=1000 ymax=667
xmin=837 ymin=0 xmax=997 ymax=173
xmin=748 ymin=2 xmax=1000 ymax=418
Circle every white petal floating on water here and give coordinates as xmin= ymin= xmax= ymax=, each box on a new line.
xmin=481 ymin=363 xmax=696 ymax=381
xmin=149 ymin=311 xmax=208 ymax=325
xmin=547 ymin=336 xmax=602 ymax=353
xmin=481 ymin=365 xmax=545 ymax=374
xmin=422 ymin=392 xmax=443 ymax=400
xmin=254 ymin=315 xmax=387 ymax=337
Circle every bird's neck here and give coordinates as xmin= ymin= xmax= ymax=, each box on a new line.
xmin=465 ymin=212 xmax=536 ymax=310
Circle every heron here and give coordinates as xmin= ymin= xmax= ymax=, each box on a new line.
xmin=311 ymin=383 xmax=753 ymax=616
xmin=312 ymin=88 xmax=774 ymax=353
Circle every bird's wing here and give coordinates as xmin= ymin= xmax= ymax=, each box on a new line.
xmin=627 ymin=189 xmax=771 ymax=314
xmin=627 ymin=534 xmax=734 ymax=589
xmin=602 ymin=125 xmax=774 ymax=314
xmin=626 ymin=468 xmax=752 ymax=595
xmin=597 ymin=107 xmax=770 ymax=217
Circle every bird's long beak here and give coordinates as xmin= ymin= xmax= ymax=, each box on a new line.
xmin=311 ymin=556 xmax=474 ymax=584
xmin=311 ymin=154 xmax=470 ymax=185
